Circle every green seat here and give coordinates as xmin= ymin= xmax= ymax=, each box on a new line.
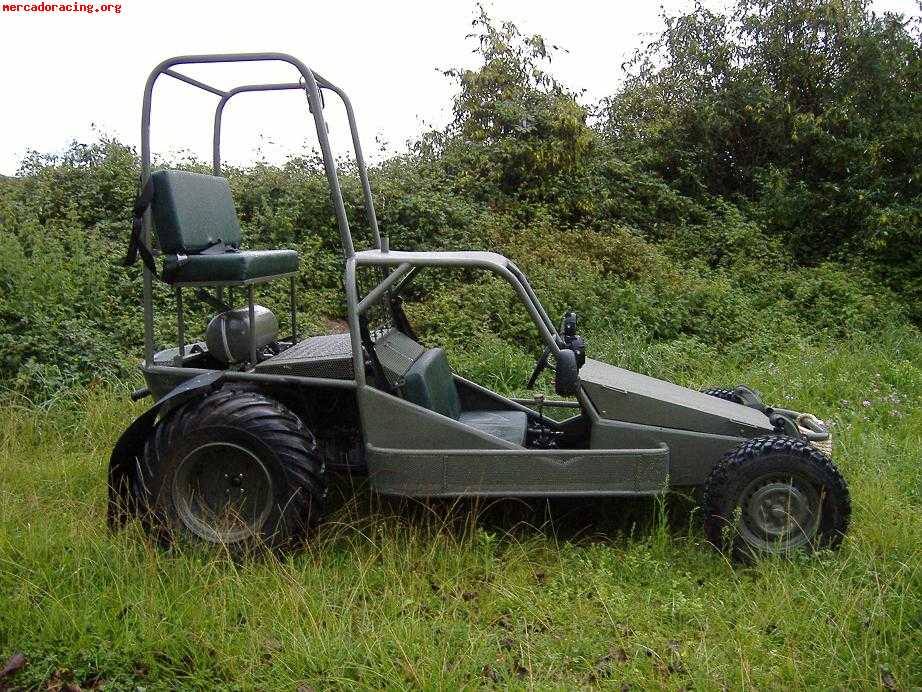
xmin=162 ymin=249 xmax=299 ymax=284
xmin=150 ymin=169 xmax=298 ymax=285
xmin=403 ymin=348 xmax=463 ymax=420
xmin=403 ymin=348 xmax=529 ymax=445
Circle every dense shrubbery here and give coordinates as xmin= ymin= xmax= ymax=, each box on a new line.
xmin=605 ymin=0 xmax=922 ymax=308
xmin=0 ymin=0 xmax=918 ymax=399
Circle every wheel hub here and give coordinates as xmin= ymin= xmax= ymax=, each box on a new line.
xmin=739 ymin=474 xmax=820 ymax=552
xmin=172 ymin=442 xmax=274 ymax=544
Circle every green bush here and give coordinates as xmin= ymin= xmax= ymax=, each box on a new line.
xmin=0 ymin=1 xmax=918 ymax=400
xmin=603 ymin=0 xmax=922 ymax=313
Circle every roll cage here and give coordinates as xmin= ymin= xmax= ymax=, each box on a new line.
xmin=139 ymin=53 xmax=564 ymax=387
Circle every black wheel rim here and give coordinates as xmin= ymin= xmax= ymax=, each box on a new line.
xmin=172 ymin=442 xmax=274 ymax=544
xmin=737 ymin=473 xmax=821 ymax=553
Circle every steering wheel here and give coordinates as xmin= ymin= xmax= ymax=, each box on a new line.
xmin=526 ymin=344 xmax=554 ymax=389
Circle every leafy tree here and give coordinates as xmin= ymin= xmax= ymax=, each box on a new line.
xmin=603 ymin=0 xmax=922 ymax=311
xmin=437 ymin=6 xmax=593 ymax=214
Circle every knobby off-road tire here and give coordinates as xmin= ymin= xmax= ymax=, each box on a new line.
xmin=703 ymin=435 xmax=850 ymax=562
xmin=132 ymin=388 xmax=326 ymax=555
xmin=700 ymin=387 xmax=744 ymax=404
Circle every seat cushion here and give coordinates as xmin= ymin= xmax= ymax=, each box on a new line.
xmin=459 ymin=410 xmax=529 ymax=446
xmin=162 ymin=249 xmax=299 ymax=284
xmin=151 ymin=170 xmax=242 ymax=254
xmin=402 ymin=348 xmax=528 ymax=445
xmin=402 ymin=348 xmax=462 ymax=420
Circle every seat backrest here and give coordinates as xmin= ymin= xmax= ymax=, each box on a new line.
xmin=402 ymin=348 xmax=462 ymax=420
xmin=150 ymin=170 xmax=242 ymax=254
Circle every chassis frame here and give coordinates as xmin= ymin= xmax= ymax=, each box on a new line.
xmin=118 ymin=53 xmax=820 ymax=502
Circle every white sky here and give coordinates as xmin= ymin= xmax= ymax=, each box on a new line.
xmin=0 ymin=0 xmax=916 ymax=175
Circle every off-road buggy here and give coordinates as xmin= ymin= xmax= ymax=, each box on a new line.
xmin=110 ymin=53 xmax=850 ymax=561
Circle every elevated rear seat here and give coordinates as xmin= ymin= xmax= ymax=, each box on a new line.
xmin=150 ymin=170 xmax=298 ymax=285
xmin=402 ymin=348 xmax=529 ymax=446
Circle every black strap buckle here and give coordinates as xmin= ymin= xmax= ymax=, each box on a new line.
xmin=123 ymin=176 xmax=157 ymax=275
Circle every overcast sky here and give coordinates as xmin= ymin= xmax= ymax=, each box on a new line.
xmin=0 ymin=0 xmax=916 ymax=175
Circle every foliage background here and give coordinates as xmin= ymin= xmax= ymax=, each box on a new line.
xmin=1 ymin=2 xmax=921 ymax=689
xmin=1 ymin=0 xmax=919 ymax=400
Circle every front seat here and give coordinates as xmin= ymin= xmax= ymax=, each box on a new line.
xmin=401 ymin=348 xmax=529 ymax=446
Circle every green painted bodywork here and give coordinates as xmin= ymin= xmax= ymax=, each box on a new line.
xmin=579 ymin=359 xmax=769 ymax=436
xmin=122 ymin=54 xmax=811 ymax=505
xmin=141 ymin=332 xmax=777 ymax=495
xmin=358 ymin=386 xmax=669 ymax=496
xmin=350 ymin=355 xmax=773 ymax=494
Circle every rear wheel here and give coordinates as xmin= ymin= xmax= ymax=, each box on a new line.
xmin=703 ymin=435 xmax=850 ymax=561
xmin=133 ymin=388 xmax=326 ymax=554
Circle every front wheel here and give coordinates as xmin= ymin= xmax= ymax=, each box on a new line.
xmin=132 ymin=388 xmax=326 ymax=555
xmin=702 ymin=435 xmax=850 ymax=561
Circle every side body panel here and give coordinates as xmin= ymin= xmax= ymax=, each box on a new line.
xmin=590 ymin=417 xmax=748 ymax=486
xmin=580 ymin=359 xmax=772 ymax=437
xmin=359 ymin=387 xmax=669 ymax=496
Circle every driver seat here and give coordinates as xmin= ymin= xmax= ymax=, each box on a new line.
xmin=402 ymin=348 xmax=529 ymax=446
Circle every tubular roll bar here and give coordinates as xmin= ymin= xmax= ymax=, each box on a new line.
xmin=140 ymin=53 xmax=379 ymax=366
xmin=140 ymin=52 xmax=562 ymax=388
xmin=346 ymin=251 xmax=564 ymax=388
xmin=211 ymin=77 xmax=381 ymax=248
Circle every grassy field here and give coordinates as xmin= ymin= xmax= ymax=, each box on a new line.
xmin=1 ymin=332 xmax=921 ymax=690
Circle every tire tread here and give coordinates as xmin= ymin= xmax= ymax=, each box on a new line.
xmin=132 ymin=388 xmax=326 ymax=551
xmin=702 ymin=434 xmax=850 ymax=560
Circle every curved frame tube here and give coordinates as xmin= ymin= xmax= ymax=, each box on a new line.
xmin=140 ymin=52 xmax=368 ymax=366
xmin=212 ymin=82 xmax=303 ymax=175
xmin=347 ymin=253 xmax=563 ymax=387
xmin=507 ymin=261 xmax=557 ymax=336
xmin=211 ymin=78 xmax=381 ymax=248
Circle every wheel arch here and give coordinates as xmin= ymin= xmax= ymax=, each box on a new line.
xmin=109 ymin=373 xmax=362 ymax=528
xmin=108 ymin=371 xmax=226 ymax=528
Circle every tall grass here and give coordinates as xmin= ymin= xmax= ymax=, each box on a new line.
xmin=1 ymin=333 xmax=920 ymax=689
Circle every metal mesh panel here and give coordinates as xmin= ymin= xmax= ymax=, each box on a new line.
xmin=255 ymin=333 xmax=354 ymax=378
xmin=356 ymin=266 xmax=426 ymax=385
xmin=254 ymin=268 xmax=426 ymax=383
xmin=374 ymin=329 xmax=425 ymax=384
xmin=254 ymin=328 xmax=425 ymax=382
xmin=357 ymin=267 xmax=395 ymax=340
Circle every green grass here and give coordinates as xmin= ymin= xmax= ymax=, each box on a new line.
xmin=1 ymin=333 xmax=921 ymax=690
